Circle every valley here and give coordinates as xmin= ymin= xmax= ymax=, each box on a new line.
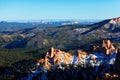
xmin=0 ymin=17 xmax=120 ymax=79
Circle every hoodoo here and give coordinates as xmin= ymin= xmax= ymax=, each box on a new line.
xmin=31 ymin=40 xmax=119 ymax=80
xmin=38 ymin=40 xmax=118 ymax=71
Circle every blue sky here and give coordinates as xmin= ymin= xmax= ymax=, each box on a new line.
xmin=0 ymin=0 xmax=119 ymax=20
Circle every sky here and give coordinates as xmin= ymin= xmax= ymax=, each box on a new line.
xmin=0 ymin=0 xmax=120 ymax=21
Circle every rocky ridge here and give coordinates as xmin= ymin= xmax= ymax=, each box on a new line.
xmin=36 ymin=40 xmax=119 ymax=79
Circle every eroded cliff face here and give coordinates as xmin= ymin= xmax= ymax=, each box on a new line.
xmin=38 ymin=40 xmax=118 ymax=71
xmin=33 ymin=40 xmax=119 ymax=79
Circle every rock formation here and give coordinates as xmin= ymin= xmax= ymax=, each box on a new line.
xmin=32 ymin=40 xmax=119 ymax=79
xmin=43 ymin=47 xmax=74 ymax=69
xmin=109 ymin=17 xmax=120 ymax=24
xmin=38 ymin=40 xmax=117 ymax=71
xmin=93 ymin=40 xmax=117 ymax=55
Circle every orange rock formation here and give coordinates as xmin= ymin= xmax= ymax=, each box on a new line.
xmin=109 ymin=17 xmax=120 ymax=24
xmin=93 ymin=40 xmax=116 ymax=55
xmin=104 ymin=73 xmax=118 ymax=79
xmin=44 ymin=47 xmax=74 ymax=69
xmin=39 ymin=40 xmax=117 ymax=70
xmin=38 ymin=59 xmax=45 ymax=64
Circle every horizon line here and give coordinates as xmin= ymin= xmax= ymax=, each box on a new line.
xmin=0 ymin=18 xmax=106 ymax=22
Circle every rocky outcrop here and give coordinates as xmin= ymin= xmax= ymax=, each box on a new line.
xmin=93 ymin=40 xmax=117 ymax=55
xmin=43 ymin=47 xmax=74 ymax=69
xmin=38 ymin=40 xmax=118 ymax=71
xmin=109 ymin=17 xmax=120 ymax=24
xmin=29 ymin=40 xmax=119 ymax=80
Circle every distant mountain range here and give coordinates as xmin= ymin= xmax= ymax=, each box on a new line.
xmin=0 ymin=17 xmax=120 ymax=80
xmin=0 ymin=20 xmax=100 ymax=32
xmin=0 ymin=17 xmax=120 ymax=50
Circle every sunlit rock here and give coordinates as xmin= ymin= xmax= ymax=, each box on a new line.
xmin=38 ymin=40 xmax=118 ymax=71
xmin=25 ymin=40 xmax=120 ymax=80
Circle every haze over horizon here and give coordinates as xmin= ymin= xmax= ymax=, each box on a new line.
xmin=0 ymin=0 xmax=119 ymax=21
